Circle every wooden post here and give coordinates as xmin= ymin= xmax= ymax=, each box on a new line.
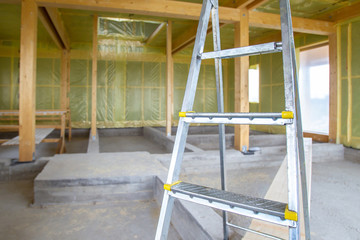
xmin=166 ymin=20 xmax=174 ymax=137
xmin=19 ymin=0 xmax=38 ymax=162
xmin=234 ymin=8 xmax=250 ymax=151
xmin=328 ymin=33 xmax=337 ymax=143
xmin=91 ymin=15 xmax=98 ymax=139
xmin=60 ymin=49 xmax=70 ymax=110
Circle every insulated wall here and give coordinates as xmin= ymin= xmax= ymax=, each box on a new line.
xmin=338 ymin=18 xmax=360 ymax=149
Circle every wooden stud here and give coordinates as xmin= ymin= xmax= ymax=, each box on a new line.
xmin=336 ymin=26 xmax=342 ymax=144
xmin=234 ymin=8 xmax=250 ymax=151
xmin=328 ymin=33 xmax=337 ymax=143
xmin=166 ymin=21 xmax=174 ymax=137
xmin=61 ymin=49 xmax=69 ymax=110
xmin=91 ymin=14 xmax=98 ymax=138
xmin=19 ymin=0 xmax=38 ymax=162
xmin=346 ymin=23 xmax=352 ymax=144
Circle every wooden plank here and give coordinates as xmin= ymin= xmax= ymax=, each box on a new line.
xmin=243 ymin=138 xmax=312 ymax=239
xmin=3 ymin=128 xmax=54 ymax=146
xmin=38 ymin=7 xmax=63 ymax=49
xmin=236 ymin=0 xmax=256 ymax=9
xmin=234 ymin=8 xmax=249 ymax=151
xmin=91 ymin=14 xmax=98 ymax=139
xmin=249 ymin=11 xmax=335 ymax=35
xmin=303 ymin=132 xmax=329 ymax=143
xmin=19 ymin=0 xmax=38 ymax=162
xmin=145 ymin=22 xmax=166 ymax=45
xmin=328 ymin=33 xmax=337 ymax=143
xmin=36 ymin=0 xmax=240 ymax=23
xmin=166 ymin=21 xmax=174 ymax=137
xmin=45 ymin=7 xmax=70 ymax=49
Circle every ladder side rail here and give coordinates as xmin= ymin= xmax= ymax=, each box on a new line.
xmin=155 ymin=0 xmax=213 ymax=239
xmin=211 ymin=1 xmax=228 ymax=239
xmin=291 ymin=36 xmax=311 ymax=240
xmin=279 ymin=0 xmax=300 ymax=239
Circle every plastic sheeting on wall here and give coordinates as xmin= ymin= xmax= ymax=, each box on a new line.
xmin=67 ymin=17 xmax=232 ymax=128
xmin=338 ymin=19 xmax=360 ymax=149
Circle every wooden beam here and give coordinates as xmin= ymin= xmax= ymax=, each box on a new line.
xmin=91 ymin=15 xmax=98 ymax=139
xmin=45 ymin=7 xmax=71 ymax=49
xmin=36 ymin=0 xmax=240 ymax=23
xmin=234 ymin=8 xmax=250 ymax=151
xmin=329 ymin=33 xmax=337 ymax=143
xmin=249 ymin=11 xmax=335 ymax=35
xmin=38 ymin=7 xmax=63 ymax=49
xmin=166 ymin=21 xmax=174 ymax=137
xmin=246 ymin=0 xmax=270 ymax=10
xmin=318 ymin=2 xmax=360 ymax=23
xmin=19 ymin=0 xmax=38 ymax=162
xmin=145 ymin=22 xmax=166 ymax=45
xmin=236 ymin=0 xmax=256 ymax=9
xmin=172 ymin=23 xmax=226 ymax=55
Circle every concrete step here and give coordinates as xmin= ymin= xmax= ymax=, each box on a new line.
xmin=33 ymin=152 xmax=167 ymax=206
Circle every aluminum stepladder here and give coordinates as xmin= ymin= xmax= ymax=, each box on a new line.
xmin=156 ymin=0 xmax=310 ymax=239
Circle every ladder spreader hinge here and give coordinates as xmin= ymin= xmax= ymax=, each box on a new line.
xmin=164 ymin=181 xmax=182 ymax=191
xmin=284 ymin=205 xmax=298 ymax=221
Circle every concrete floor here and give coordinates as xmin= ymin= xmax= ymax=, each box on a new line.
xmin=0 ymin=127 xmax=359 ymax=239
xmin=0 ymin=181 xmax=181 ymax=240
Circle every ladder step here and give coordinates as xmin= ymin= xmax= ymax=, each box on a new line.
xmin=179 ymin=111 xmax=293 ymax=125
xmin=167 ymin=182 xmax=297 ymax=227
xmin=200 ymin=42 xmax=282 ymax=60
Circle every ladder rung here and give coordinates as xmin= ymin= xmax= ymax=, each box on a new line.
xmin=180 ymin=112 xmax=293 ymax=125
xmin=200 ymin=42 xmax=282 ymax=60
xmin=167 ymin=182 xmax=296 ymax=227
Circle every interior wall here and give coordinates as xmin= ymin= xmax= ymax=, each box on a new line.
xmin=249 ymin=34 xmax=328 ymax=135
xmin=338 ymin=18 xmax=360 ymax=149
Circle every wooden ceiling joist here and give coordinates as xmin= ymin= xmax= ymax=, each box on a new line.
xmin=35 ymin=0 xmax=334 ymax=35
xmin=35 ymin=0 xmax=241 ymax=23
xmin=318 ymin=1 xmax=360 ymax=23
xmin=249 ymin=11 xmax=335 ymax=35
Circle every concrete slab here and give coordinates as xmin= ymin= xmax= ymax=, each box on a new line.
xmin=34 ymin=152 xmax=167 ymax=206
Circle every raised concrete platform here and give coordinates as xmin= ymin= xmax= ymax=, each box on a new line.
xmin=34 ymin=152 xmax=167 ymax=206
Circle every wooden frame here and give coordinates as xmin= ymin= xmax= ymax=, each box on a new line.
xmin=0 ymin=110 xmax=69 ymax=154
xmin=166 ymin=21 xmax=174 ymax=137
xmin=91 ymin=14 xmax=98 ymax=138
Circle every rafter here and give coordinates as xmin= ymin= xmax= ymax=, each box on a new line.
xmin=44 ymin=7 xmax=70 ymax=49
xmin=246 ymin=0 xmax=270 ymax=10
xmin=38 ymin=7 xmax=63 ymax=49
xmin=145 ymin=22 xmax=166 ymax=45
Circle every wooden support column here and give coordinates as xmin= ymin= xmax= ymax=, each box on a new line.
xmin=166 ymin=20 xmax=174 ymax=137
xmin=234 ymin=8 xmax=250 ymax=151
xmin=328 ymin=33 xmax=337 ymax=143
xmin=91 ymin=15 xmax=98 ymax=139
xmin=60 ymin=49 xmax=70 ymax=110
xmin=19 ymin=0 xmax=38 ymax=162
